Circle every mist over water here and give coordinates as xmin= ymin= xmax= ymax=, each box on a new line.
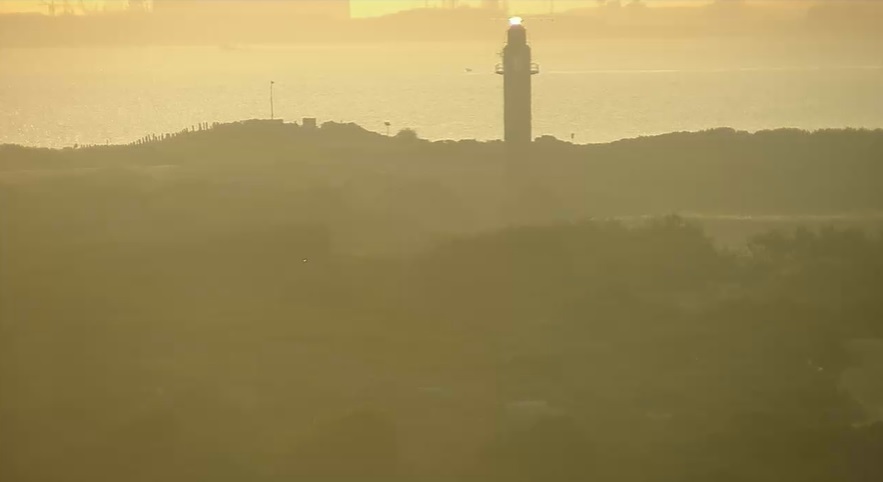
xmin=2 ymin=36 xmax=882 ymax=147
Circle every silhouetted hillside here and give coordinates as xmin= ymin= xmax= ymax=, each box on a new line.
xmin=2 ymin=122 xmax=882 ymax=254
xmin=2 ymin=123 xmax=883 ymax=481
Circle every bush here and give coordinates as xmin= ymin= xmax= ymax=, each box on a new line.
xmin=395 ymin=128 xmax=419 ymax=141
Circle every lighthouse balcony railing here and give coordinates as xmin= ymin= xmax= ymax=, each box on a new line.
xmin=494 ymin=63 xmax=540 ymax=75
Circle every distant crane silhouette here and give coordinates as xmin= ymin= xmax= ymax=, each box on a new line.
xmin=39 ymin=0 xmax=56 ymax=16
xmin=42 ymin=0 xmax=74 ymax=16
xmin=128 ymin=0 xmax=148 ymax=13
xmin=77 ymin=0 xmax=98 ymax=15
xmin=479 ymin=0 xmax=510 ymax=13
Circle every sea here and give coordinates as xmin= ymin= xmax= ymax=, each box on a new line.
xmin=1 ymin=36 xmax=882 ymax=148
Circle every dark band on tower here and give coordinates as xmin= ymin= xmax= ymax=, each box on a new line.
xmin=496 ymin=17 xmax=539 ymax=145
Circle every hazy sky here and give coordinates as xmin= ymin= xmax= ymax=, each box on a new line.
xmin=0 ymin=0 xmax=726 ymax=17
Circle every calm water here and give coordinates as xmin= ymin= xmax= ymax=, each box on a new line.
xmin=1 ymin=38 xmax=882 ymax=147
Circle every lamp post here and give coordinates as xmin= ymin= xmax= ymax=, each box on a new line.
xmin=384 ymin=121 xmax=391 ymax=136
xmin=270 ymin=80 xmax=275 ymax=120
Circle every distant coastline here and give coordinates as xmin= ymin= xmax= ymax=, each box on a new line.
xmin=2 ymin=2 xmax=882 ymax=48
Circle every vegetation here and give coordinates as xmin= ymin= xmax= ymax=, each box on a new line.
xmin=1 ymin=124 xmax=882 ymax=481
